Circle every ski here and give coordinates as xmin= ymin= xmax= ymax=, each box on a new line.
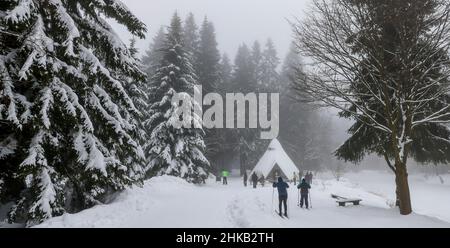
xmin=275 ymin=211 xmax=289 ymax=219
xmin=274 ymin=211 xmax=286 ymax=219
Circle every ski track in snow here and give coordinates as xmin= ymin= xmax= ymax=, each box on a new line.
xmin=27 ymin=171 xmax=450 ymax=228
xmin=226 ymin=196 xmax=251 ymax=228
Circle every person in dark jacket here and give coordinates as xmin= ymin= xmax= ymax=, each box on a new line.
xmin=273 ymin=177 xmax=289 ymax=217
xmin=243 ymin=171 xmax=248 ymax=187
xmin=297 ymin=178 xmax=311 ymax=209
xmin=251 ymin=173 xmax=258 ymax=188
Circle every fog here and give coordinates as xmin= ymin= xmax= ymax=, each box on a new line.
xmin=113 ymin=0 xmax=310 ymax=58
xmin=110 ymin=0 xmax=384 ymax=171
xmin=111 ymin=0 xmax=444 ymax=173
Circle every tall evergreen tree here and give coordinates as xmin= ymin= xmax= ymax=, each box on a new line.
xmin=126 ymin=37 xmax=150 ymax=159
xmin=230 ymin=44 xmax=260 ymax=174
xmin=183 ymin=13 xmax=199 ymax=59
xmin=278 ymin=42 xmax=328 ymax=171
xmin=145 ymin=13 xmax=210 ymax=184
xmin=260 ymin=39 xmax=280 ymax=92
xmin=250 ymin=41 xmax=263 ymax=89
xmin=0 ymin=0 xmax=147 ymax=225
xmin=219 ymin=53 xmax=233 ymax=88
xmin=208 ymin=53 xmax=234 ymax=173
xmin=195 ymin=17 xmax=222 ymax=165
xmin=141 ymin=27 xmax=166 ymax=77
xmin=246 ymin=39 xmax=281 ymax=169
xmin=232 ymin=44 xmax=254 ymax=92
xmin=196 ymin=17 xmax=221 ymax=95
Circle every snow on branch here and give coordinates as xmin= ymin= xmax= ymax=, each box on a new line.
xmin=39 ymin=87 xmax=54 ymax=129
xmin=79 ymin=46 xmax=138 ymax=113
xmin=20 ymin=131 xmax=48 ymax=170
xmin=0 ymin=135 xmax=17 ymax=159
xmin=28 ymin=167 xmax=58 ymax=220
xmin=48 ymin=0 xmax=80 ymax=57
xmin=57 ymin=80 xmax=94 ymax=132
xmin=5 ymin=0 xmax=35 ymax=24
xmin=19 ymin=16 xmax=54 ymax=80
xmin=93 ymin=0 xmax=147 ymax=39
xmin=0 ymin=58 xmax=20 ymax=126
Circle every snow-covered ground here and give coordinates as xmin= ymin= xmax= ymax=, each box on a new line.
xmin=32 ymin=170 xmax=450 ymax=228
xmin=342 ymin=171 xmax=450 ymax=224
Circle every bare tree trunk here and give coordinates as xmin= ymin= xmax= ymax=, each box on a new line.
xmin=240 ymin=146 xmax=247 ymax=176
xmin=395 ymin=163 xmax=412 ymax=215
xmin=383 ymin=153 xmax=400 ymax=207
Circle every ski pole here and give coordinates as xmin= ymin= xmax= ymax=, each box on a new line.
xmin=309 ymin=191 xmax=312 ymax=209
xmin=297 ymin=189 xmax=300 ymax=206
xmin=287 ymin=194 xmax=290 ymax=216
xmin=271 ymin=187 xmax=274 ymax=213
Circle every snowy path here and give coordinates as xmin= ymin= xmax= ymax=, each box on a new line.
xmin=35 ymin=171 xmax=450 ymax=228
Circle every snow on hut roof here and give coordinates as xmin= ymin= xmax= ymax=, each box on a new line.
xmin=250 ymin=139 xmax=299 ymax=180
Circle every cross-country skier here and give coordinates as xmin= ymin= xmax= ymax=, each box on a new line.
xmin=222 ymin=170 xmax=229 ymax=185
xmin=297 ymin=178 xmax=311 ymax=209
xmin=273 ymin=177 xmax=289 ymax=217
xmin=251 ymin=172 xmax=258 ymax=188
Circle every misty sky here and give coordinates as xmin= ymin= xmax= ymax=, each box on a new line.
xmin=111 ymin=0 xmax=353 ymax=148
xmin=113 ymin=0 xmax=311 ymax=59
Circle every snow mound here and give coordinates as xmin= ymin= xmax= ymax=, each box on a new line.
xmin=146 ymin=175 xmax=193 ymax=186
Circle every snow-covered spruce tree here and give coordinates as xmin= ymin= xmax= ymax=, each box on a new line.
xmin=195 ymin=17 xmax=224 ymax=168
xmin=260 ymin=39 xmax=280 ymax=92
xmin=183 ymin=13 xmax=199 ymax=61
xmin=278 ymin=42 xmax=319 ymax=169
xmin=126 ymin=37 xmax=150 ymax=161
xmin=196 ymin=17 xmax=220 ymax=95
xmin=229 ymin=44 xmax=260 ymax=175
xmin=142 ymin=27 xmax=166 ymax=78
xmin=219 ymin=53 xmax=233 ymax=88
xmin=0 ymin=0 xmax=147 ymax=225
xmin=145 ymin=13 xmax=210 ymax=184
xmin=250 ymin=41 xmax=263 ymax=89
xmin=245 ymin=39 xmax=281 ymax=169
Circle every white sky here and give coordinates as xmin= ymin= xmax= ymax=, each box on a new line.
xmin=110 ymin=0 xmax=352 ymax=144
xmin=113 ymin=0 xmax=311 ymax=59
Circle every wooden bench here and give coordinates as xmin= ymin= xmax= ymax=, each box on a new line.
xmin=336 ymin=199 xmax=362 ymax=206
xmin=331 ymin=194 xmax=362 ymax=207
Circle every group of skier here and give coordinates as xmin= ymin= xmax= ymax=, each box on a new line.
xmin=272 ymin=175 xmax=312 ymax=218
xmin=219 ymin=169 xmax=313 ymax=218
xmin=219 ymin=170 xmax=264 ymax=188
xmin=240 ymin=171 xmax=265 ymax=188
